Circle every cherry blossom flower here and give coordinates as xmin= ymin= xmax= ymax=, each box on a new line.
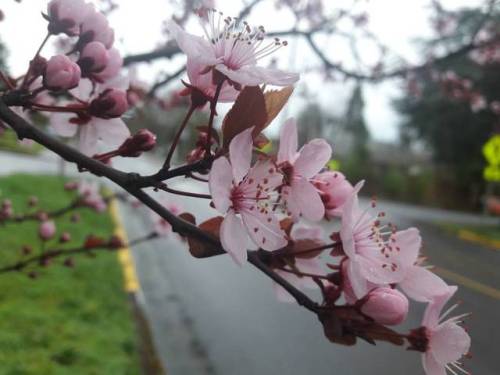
xmin=416 ymin=286 xmax=471 ymax=375
xmin=50 ymin=78 xmax=130 ymax=155
xmin=274 ymin=225 xmax=324 ymax=302
xmin=277 ymin=118 xmax=332 ymax=221
xmin=340 ymin=184 xmax=449 ymax=301
xmin=209 ymin=127 xmax=287 ymax=265
xmin=166 ymin=10 xmax=299 ymax=88
xmin=314 ymin=170 xmax=354 ymax=217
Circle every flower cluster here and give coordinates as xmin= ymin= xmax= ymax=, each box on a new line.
xmin=13 ymin=0 xmax=132 ymax=156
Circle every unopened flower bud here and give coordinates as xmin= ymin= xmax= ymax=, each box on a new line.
xmin=43 ymin=55 xmax=81 ymax=91
xmin=37 ymin=212 xmax=49 ymax=221
xmin=60 ymin=232 xmax=71 ymax=243
xmin=118 ymin=129 xmax=157 ymax=157
xmin=314 ymin=171 xmax=354 ymax=217
xmin=78 ymin=41 xmax=109 ymax=77
xmin=78 ymin=10 xmax=114 ymax=49
xmin=22 ymin=245 xmax=33 ymax=256
xmin=29 ymin=56 xmax=48 ymax=80
xmin=64 ymin=181 xmax=79 ymax=191
xmin=39 ymin=220 xmax=56 ymax=241
xmin=93 ymin=48 xmax=122 ymax=83
xmin=88 ymin=88 xmax=129 ymax=118
xmin=46 ymin=0 xmax=93 ymax=36
xmin=63 ymin=258 xmax=75 ymax=268
xmin=28 ymin=196 xmax=39 ymax=207
xmin=360 ymin=288 xmax=409 ymax=326
xmin=70 ymin=213 xmax=80 ymax=223
xmin=108 ymin=235 xmax=125 ymax=249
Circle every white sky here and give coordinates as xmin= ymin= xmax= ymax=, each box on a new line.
xmin=0 ymin=0 xmax=486 ymax=141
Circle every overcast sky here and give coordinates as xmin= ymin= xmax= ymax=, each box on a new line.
xmin=0 ymin=0 xmax=485 ymax=141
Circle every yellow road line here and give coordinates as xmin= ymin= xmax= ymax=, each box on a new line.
xmin=433 ymin=267 xmax=500 ymax=300
xmin=457 ymin=229 xmax=500 ymax=251
xmin=109 ymin=199 xmax=139 ymax=293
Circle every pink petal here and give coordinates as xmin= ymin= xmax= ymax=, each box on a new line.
xmin=166 ymin=20 xmax=218 ymax=65
xmin=216 ymin=64 xmax=299 ymax=86
xmin=346 ymin=258 xmax=369 ymax=299
xmin=400 ymin=266 xmax=450 ymax=302
xmin=296 ymin=257 xmax=323 ymax=279
xmin=50 ymin=112 xmax=78 ymax=137
xmin=357 ymin=253 xmax=405 ymax=285
xmin=291 ymin=225 xmax=324 ymax=242
xmin=277 ymin=118 xmax=298 ymax=164
xmin=229 ymin=127 xmax=253 ymax=183
xmin=208 ymin=157 xmax=233 ymax=213
xmin=294 ymin=139 xmax=332 ymax=178
xmin=282 ymin=185 xmax=300 ymax=221
xmin=393 ymin=228 xmax=421 ymax=269
xmin=430 ymin=323 xmax=471 ymax=365
xmin=241 ymin=209 xmax=287 ymax=251
xmin=422 ymin=352 xmax=446 ymax=375
xmin=94 ymin=118 xmax=130 ymax=148
xmin=70 ymin=78 xmax=93 ymax=99
xmin=422 ymin=286 xmax=457 ymax=329
xmin=290 ymin=177 xmax=325 ymax=221
xmin=246 ymin=160 xmax=283 ymax=191
xmin=78 ymin=124 xmax=99 ymax=156
xmin=220 ymin=211 xmax=248 ymax=266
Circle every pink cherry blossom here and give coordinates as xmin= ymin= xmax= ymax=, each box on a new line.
xmin=274 ymin=225 xmax=324 ymax=302
xmin=277 ymin=118 xmax=332 ymax=221
xmin=340 ymin=184 xmax=449 ymax=301
xmin=360 ymin=287 xmax=409 ymax=326
xmin=314 ymin=171 xmax=354 ymax=217
xmin=209 ymin=127 xmax=287 ymax=265
xmin=43 ymin=55 xmax=81 ymax=92
xmin=50 ymin=78 xmax=130 ymax=155
xmin=46 ymin=0 xmax=93 ymax=36
xmin=418 ymin=286 xmax=471 ymax=375
xmin=166 ymin=10 xmax=299 ymax=87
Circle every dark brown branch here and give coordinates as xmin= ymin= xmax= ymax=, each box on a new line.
xmin=0 ymin=232 xmax=158 ymax=275
xmin=0 ymin=97 xmax=320 ymax=314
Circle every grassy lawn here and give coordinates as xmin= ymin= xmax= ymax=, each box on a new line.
xmin=0 ymin=174 xmax=140 ymax=374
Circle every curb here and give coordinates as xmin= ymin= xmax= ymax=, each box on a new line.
xmin=109 ymin=199 xmax=166 ymax=375
xmin=457 ymin=229 xmax=500 ymax=251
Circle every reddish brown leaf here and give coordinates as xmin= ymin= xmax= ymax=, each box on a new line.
xmin=84 ymin=235 xmax=106 ymax=249
xmin=291 ymin=239 xmax=325 ymax=259
xmin=179 ymin=212 xmax=196 ymax=225
xmin=187 ymin=216 xmax=225 ymax=258
xmin=221 ymin=86 xmax=267 ymax=149
xmin=320 ymin=313 xmax=357 ymax=346
xmin=263 ymin=86 xmax=294 ymax=128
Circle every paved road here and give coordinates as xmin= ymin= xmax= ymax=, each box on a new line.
xmin=1 ymin=151 xmax=498 ymax=374
xmin=120 ymin=180 xmax=500 ymax=375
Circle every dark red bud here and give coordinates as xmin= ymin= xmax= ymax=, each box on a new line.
xmin=88 ymin=88 xmax=129 ymax=119
xmin=117 ymin=129 xmax=157 ymax=157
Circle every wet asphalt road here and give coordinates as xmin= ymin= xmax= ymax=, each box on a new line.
xmin=121 ymin=180 xmax=500 ymax=375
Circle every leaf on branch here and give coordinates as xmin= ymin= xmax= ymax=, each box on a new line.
xmin=291 ymin=239 xmax=324 ymax=259
xmin=263 ymin=86 xmax=294 ymax=128
xmin=84 ymin=235 xmax=107 ymax=249
xmin=222 ymin=86 xmax=267 ymax=149
xmin=186 ymin=216 xmax=225 ymax=258
xmin=320 ymin=313 xmax=357 ymax=346
xmin=350 ymin=321 xmax=405 ymax=346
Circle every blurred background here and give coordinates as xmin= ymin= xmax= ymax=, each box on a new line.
xmin=0 ymin=0 xmax=499 ymax=374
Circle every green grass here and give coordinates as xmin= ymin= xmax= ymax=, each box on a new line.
xmin=437 ymin=221 xmax=500 ymax=241
xmin=0 ymin=131 xmax=43 ymax=155
xmin=0 ymin=174 xmax=140 ymax=375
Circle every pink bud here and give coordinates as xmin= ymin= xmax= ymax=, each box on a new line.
xmin=47 ymin=0 xmax=93 ymax=36
xmin=360 ymin=288 xmax=409 ymax=326
xmin=78 ymin=41 xmax=109 ymax=77
xmin=79 ymin=10 xmax=114 ymax=49
xmin=39 ymin=220 xmax=56 ymax=241
xmin=64 ymin=181 xmax=79 ymax=191
xmin=43 ymin=55 xmax=81 ymax=91
xmin=93 ymin=48 xmax=122 ymax=83
xmin=60 ymin=232 xmax=71 ymax=243
xmin=118 ymin=129 xmax=157 ymax=157
xmin=88 ymin=88 xmax=129 ymax=118
xmin=314 ymin=171 xmax=354 ymax=217
xmin=28 ymin=196 xmax=39 ymax=207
